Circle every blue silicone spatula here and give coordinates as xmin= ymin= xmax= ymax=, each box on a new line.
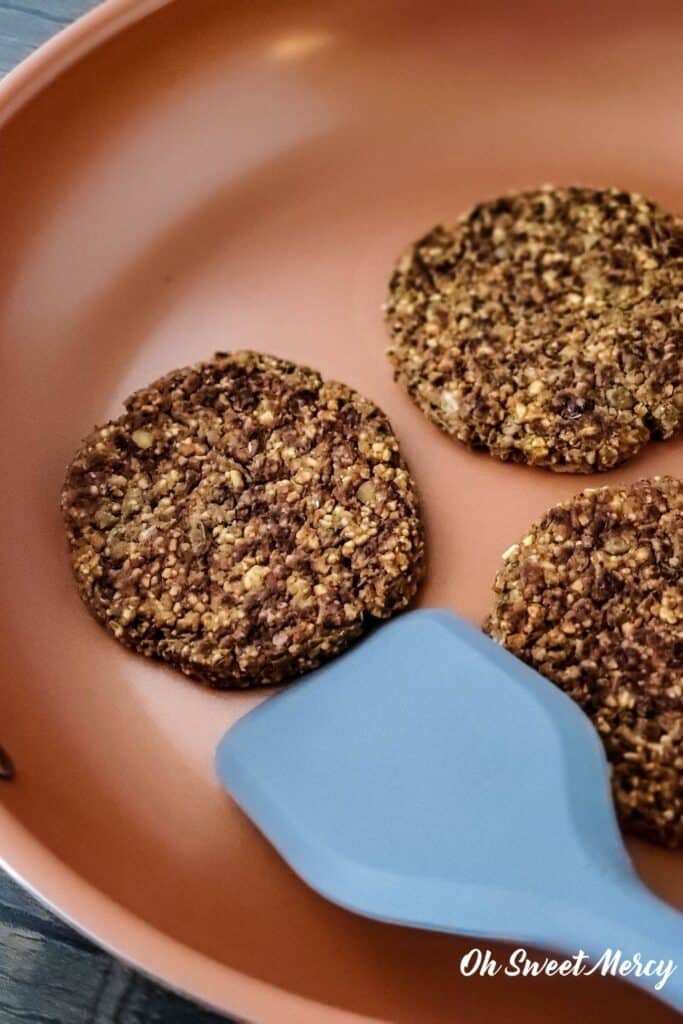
xmin=215 ymin=610 xmax=683 ymax=1009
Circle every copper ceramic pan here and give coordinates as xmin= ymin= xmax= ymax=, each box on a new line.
xmin=0 ymin=1 xmax=681 ymax=1021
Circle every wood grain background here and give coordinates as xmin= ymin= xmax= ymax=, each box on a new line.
xmin=0 ymin=3 xmax=232 ymax=1020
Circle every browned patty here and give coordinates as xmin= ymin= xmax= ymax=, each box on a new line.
xmin=386 ymin=187 xmax=683 ymax=472
xmin=61 ymin=351 xmax=425 ymax=688
xmin=486 ymin=477 xmax=682 ymax=847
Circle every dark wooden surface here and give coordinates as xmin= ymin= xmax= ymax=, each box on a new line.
xmin=0 ymin=871 xmax=229 ymax=1023
xmin=0 ymin=3 xmax=232 ymax=1020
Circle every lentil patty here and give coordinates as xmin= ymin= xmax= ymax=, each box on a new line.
xmin=486 ymin=477 xmax=683 ymax=847
xmin=386 ymin=187 xmax=683 ymax=472
xmin=62 ymin=351 xmax=425 ymax=688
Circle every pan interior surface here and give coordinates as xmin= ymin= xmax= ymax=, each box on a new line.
xmin=0 ymin=2 xmax=681 ymax=1021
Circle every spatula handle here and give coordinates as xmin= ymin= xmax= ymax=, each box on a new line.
xmin=549 ymin=876 xmax=683 ymax=1011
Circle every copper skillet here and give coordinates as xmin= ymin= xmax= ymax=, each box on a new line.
xmin=0 ymin=1 xmax=681 ymax=1021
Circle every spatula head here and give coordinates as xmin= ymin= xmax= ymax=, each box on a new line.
xmin=215 ymin=610 xmax=635 ymax=940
